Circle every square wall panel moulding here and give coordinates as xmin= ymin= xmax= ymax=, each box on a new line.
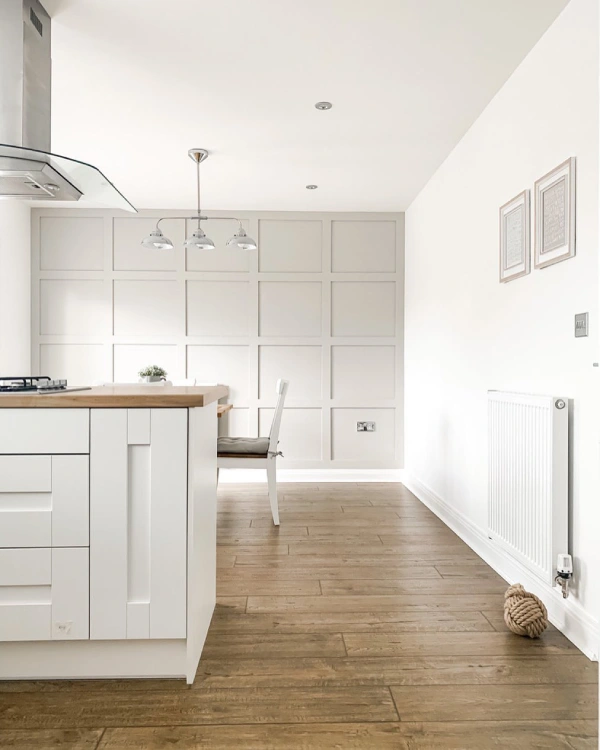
xmin=259 ymin=282 xmax=322 ymax=337
xmin=331 ymin=220 xmax=396 ymax=273
xmin=41 ymin=217 xmax=104 ymax=271
xmin=259 ymin=220 xmax=322 ymax=272
xmin=113 ymin=280 xmax=180 ymax=336
xmin=40 ymin=280 xmax=108 ymax=335
xmin=331 ymin=282 xmax=396 ymax=337
xmin=331 ymin=346 xmax=395 ymax=399
xmin=187 ymin=281 xmax=251 ymax=337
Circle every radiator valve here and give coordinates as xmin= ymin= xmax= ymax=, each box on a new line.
xmin=555 ymin=553 xmax=573 ymax=599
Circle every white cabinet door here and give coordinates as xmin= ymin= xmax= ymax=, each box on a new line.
xmin=0 ymin=455 xmax=89 ymax=548
xmin=0 ymin=548 xmax=89 ymax=641
xmin=90 ymin=408 xmax=188 ymax=640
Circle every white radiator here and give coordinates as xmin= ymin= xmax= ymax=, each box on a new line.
xmin=488 ymin=391 xmax=569 ymax=586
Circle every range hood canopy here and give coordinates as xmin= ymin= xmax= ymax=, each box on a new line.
xmin=0 ymin=0 xmax=136 ymax=212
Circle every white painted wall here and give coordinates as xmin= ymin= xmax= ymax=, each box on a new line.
xmin=0 ymin=201 xmax=31 ymax=373
xmin=404 ymin=0 xmax=599 ymax=649
xmin=31 ymin=210 xmax=404 ymax=470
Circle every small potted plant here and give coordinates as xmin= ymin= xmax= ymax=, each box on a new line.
xmin=138 ymin=365 xmax=167 ymax=383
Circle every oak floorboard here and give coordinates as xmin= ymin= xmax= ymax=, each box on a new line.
xmin=0 ymin=729 xmax=104 ymax=748
xmin=217 ymin=578 xmax=322 ymax=597
xmin=287 ymin=542 xmax=470 ymax=556
xmin=217 ymin=544 xmax=289 ymax=556
xmin=193 ymin=654 xmax=597 ymax=688
xmin=343 ymin=630 xmax=579 ymax=657
xmin=96 ymin=721 xmax=598 ymax=749
xmin=0 ymin=687 xmax=399 ymax=729
xmin=201 ymin=633 xmax=347 ymax=658
xmin=321 ymin=577 xmax=507 ymax=596
xmin=218 ymin=565 xmax=443 ymax=581
xmin=208 ymin=610 xmax=493 ymax=634
xmin=233 ymin=553 xmax=486 ymax=567
xmin=218 ymin=526 xmax=309 ymax=540
xmin=390 ymin=684 xmax=598 ymax=722
xmin=247 ymin=593 xmax=508 ymax=613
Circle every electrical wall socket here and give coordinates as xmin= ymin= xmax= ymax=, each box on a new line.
xmin=357 ymin=421 xmax=376 ymax=432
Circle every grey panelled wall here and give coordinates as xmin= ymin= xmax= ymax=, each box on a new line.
xmin=31 ymin=209 xmax=404 ymax=470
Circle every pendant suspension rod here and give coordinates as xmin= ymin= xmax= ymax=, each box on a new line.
xmin=196 ymin=158 xmax=201 ymax=228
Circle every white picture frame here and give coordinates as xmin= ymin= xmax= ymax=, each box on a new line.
xmin=534 ymin=157 xmax=576 ymax=269
xmin=499 ymin=189 xmax=530 ymax=283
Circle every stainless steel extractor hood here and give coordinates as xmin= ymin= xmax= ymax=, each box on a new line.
xmin=0 ymin=0 xmax=136 ymax=211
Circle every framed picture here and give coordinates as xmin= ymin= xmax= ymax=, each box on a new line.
xmin=534 ymin=157 xmax=576 ymax=269
xmin=499 ymin=190 xmax=530 ymax=283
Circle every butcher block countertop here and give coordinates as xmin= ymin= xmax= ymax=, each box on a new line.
xmin=0 ymin=384 xmax=229 ymax=408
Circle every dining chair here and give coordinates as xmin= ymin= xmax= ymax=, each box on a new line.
xmin=217 ymin=379 xmax=289 ymax=526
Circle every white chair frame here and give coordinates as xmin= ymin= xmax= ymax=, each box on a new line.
xmin=217 ymin=379 xmax=289 ymax=525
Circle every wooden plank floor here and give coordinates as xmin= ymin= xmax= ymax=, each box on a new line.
xmin=0 ymin=482 xmax=597 ymax=749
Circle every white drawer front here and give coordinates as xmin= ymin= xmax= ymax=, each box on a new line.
xmin=0 ymin=456 xmax=51 ymax=492
xmin=0 ymin=547 xmax=89 ymax=641
xmin=0 ymin=455 xmax=89 ymax=548
xmin=0 ymin=409 xmax=89 ymax=454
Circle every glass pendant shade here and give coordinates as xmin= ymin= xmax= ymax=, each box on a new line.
xmin=227 ymin=226 xmax=257 ymax=250
xmin=141 ymin=229 xmax=174 ymax=250
xmin=184 ymin=228 xmax=215 ymax=250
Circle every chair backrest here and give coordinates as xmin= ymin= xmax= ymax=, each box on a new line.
xmin=268 ymin=379 xmax=289 ymax=453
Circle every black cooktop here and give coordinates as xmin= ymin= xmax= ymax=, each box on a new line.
xmin=0 ymin=376 xmax=66 ymax=393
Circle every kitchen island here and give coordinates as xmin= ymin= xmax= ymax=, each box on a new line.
xmin=0 ymin=385 xmax=227 ymax=684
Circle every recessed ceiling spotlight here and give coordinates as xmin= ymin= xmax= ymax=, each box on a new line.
xmin=306 ymin=184 xmax=318 ymax=190
xmin=314 ymin=101 xmax=332 ymax=110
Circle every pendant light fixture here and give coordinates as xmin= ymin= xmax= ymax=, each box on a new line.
xmin=141 ymin=222 xmax=174 ymax=250
xmin=227 ymin=222 xmax=257 ymax=251
xmin=141 ymin=148 xmax=257 ymax=252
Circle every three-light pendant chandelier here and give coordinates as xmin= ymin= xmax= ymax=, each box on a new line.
xmin=141 ymin=149 xmax=257 ymax=251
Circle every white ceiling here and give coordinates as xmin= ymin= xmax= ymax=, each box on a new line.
xmin=43 ymin=0 xmax=568 ymax=212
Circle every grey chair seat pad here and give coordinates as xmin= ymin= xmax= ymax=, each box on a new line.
xmin=217 ymin=436 xmax=270 ymax=456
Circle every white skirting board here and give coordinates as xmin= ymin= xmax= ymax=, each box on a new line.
xmin=403 ymin=473 xmax=600 ymax=662
xmin=218 ymin=469 xmax=405 ymax=483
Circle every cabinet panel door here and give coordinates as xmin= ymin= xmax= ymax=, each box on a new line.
xmin=90 ymin=409 xmax=188 ymax=640
xmin=149 ymin=409 xmax=188 ymax=638
xmin=0 ymin=548 xmax=89 ymax=641
xmin=0 ymin=455 xmax=89 ymax=548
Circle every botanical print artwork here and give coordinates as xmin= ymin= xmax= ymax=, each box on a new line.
xmin=541 ymin=177 xmax=566 ymax=254
xmin=505 ymin=205 xmax=524 ymax=268
xmin=499 ymin=189 xmax=530 ymax=283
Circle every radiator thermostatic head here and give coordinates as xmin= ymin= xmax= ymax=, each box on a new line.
xmin=555 ymin=553 xmax=573 ymax=599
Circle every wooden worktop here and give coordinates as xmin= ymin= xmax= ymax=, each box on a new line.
xmin=0 ymin=384 xmax=229 ymax=408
